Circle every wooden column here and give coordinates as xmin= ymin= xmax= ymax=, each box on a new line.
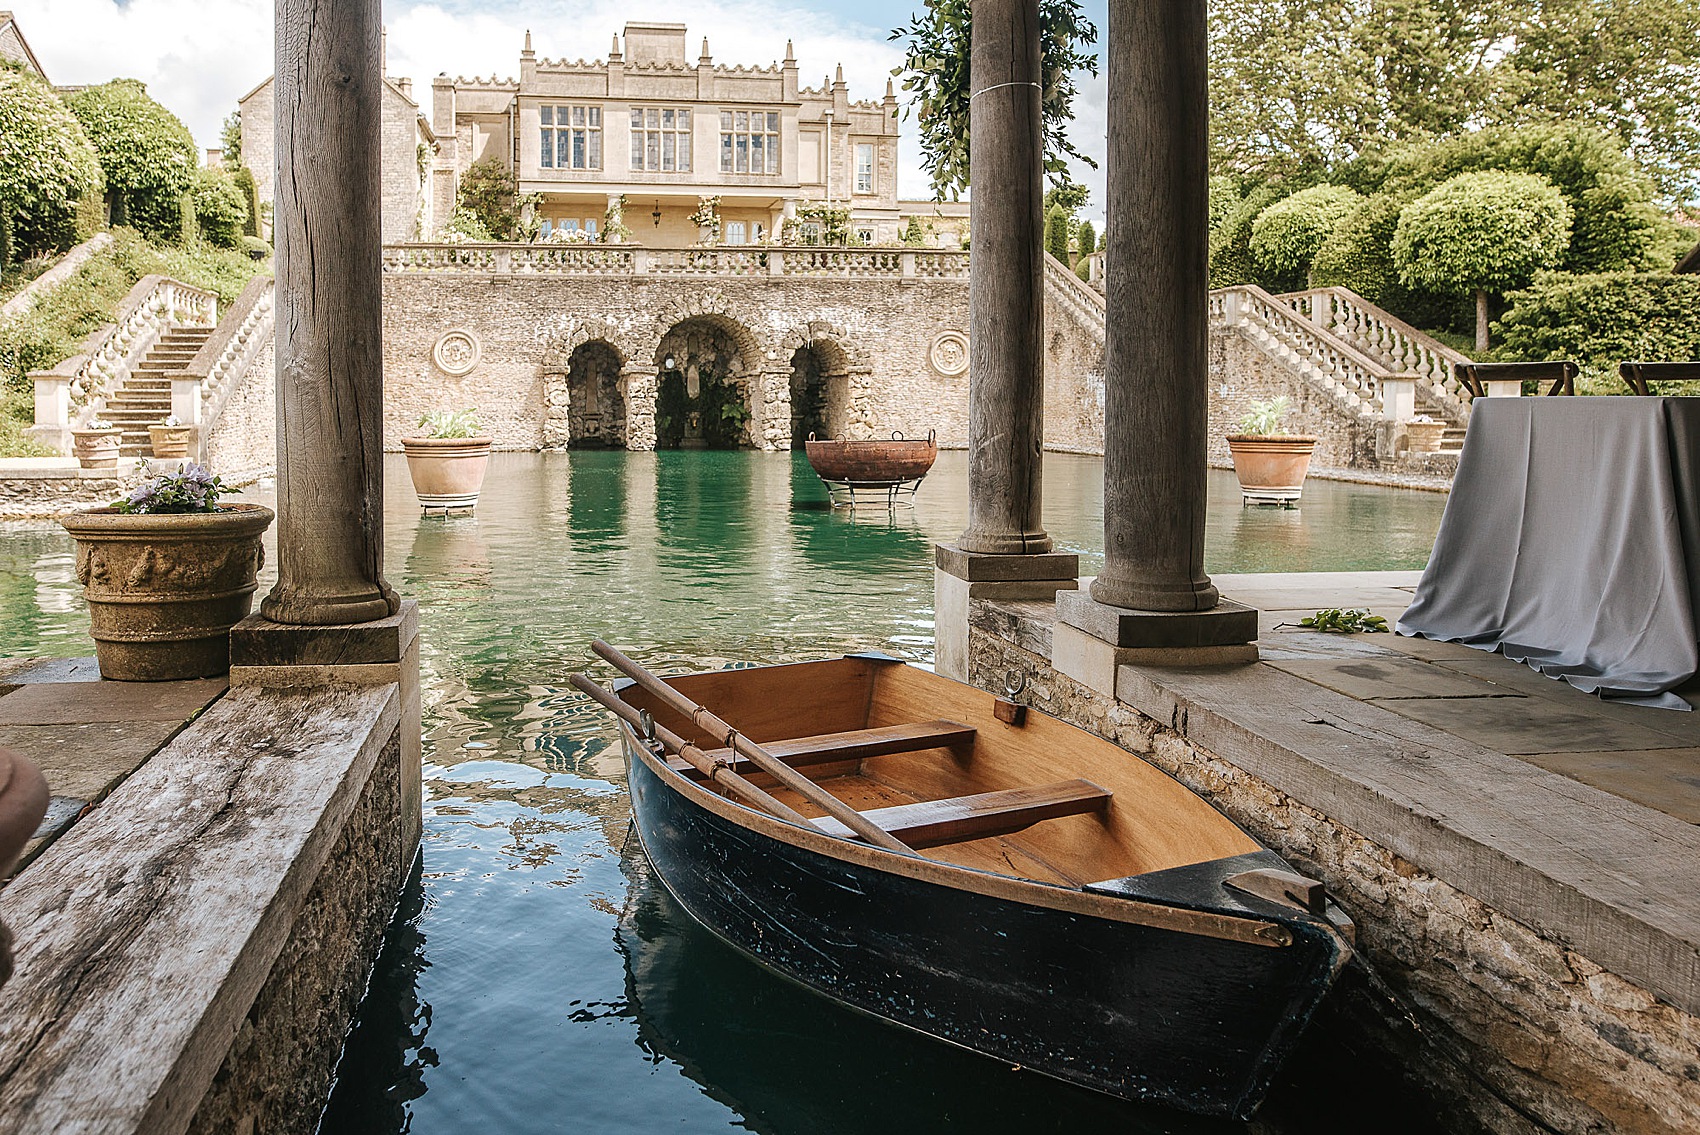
xmin=1089 ymin=0 xmax=1217 ymax=612
xmin=260 ymin=0 xmax=397 ymax=626
xmin=957 ymin=0 xmax=1050 ymax=555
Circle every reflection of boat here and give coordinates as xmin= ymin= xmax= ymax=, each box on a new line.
xmin=605 ymin=655 xmax=1354 ymax=1120
xmin=803 ymin=431 xmax=937 ymax=507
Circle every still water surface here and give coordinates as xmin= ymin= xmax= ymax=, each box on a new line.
xmin=0 ymin=452 xmax=1446 ymax=1133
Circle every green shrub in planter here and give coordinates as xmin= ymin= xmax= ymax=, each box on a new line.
xmin=239 ymin=235 xmax=271 ymax=260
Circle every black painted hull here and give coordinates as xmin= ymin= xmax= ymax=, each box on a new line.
xmin=621 ymin=726 xmax=1349 ymax=1120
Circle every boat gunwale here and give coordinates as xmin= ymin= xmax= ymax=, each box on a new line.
xmin=618 ymin=716 xmax=1312 ymax=949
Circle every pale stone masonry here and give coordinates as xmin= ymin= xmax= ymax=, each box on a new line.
xmin=238 ymin=56 xmax=436 ymax=244
xmin=0 ymin=11 xmax=47 ymax=80
xmin=430 ymin=23 xmax=906 ymax=245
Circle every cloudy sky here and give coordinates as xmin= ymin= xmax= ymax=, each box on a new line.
xmin=11 ymin=0 xmax=1110 ymax=224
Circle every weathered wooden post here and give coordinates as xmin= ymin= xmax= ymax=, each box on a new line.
xmin=1052 ymin=0 xmax=1256 ymax=695
xmin=260 ymin=0 xmax=397 ymax=627
xmin=933 ymin=0 xmax=1078 ymax=680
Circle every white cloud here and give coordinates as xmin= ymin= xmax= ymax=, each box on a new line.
xmin=9 ymin=0 xmax=1104 ymax=211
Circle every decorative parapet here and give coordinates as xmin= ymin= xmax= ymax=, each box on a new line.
xmin=381 ymin=243 xmax=971 ymax=281
xmin=1042 ymin=251 xmax=1105 ymax=342
xmin=1210 ymin=284 xmax=1392 ymax=422
xmin=28 ymin=275 xmax=218 ymax=452
xmin=185 ymin=276 xmax=276 ymax=461
xmin=1277 ymin=287 xmax=1474 ymax=422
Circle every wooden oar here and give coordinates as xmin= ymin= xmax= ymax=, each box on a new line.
xmin=590 ymin=640 xmax=918 ymax=856
xmin=570 ymin=673 xmax=814 ymax=828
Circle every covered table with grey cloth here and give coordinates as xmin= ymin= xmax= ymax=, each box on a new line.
xmin=1398 ymin=398 xmax=1700 ymax=709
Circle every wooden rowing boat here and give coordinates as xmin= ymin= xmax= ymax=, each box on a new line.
xmin=581 ymin=650 xmax=1354 ymax=1120
xmin=804 ymin=431 xmax=938 ymax=489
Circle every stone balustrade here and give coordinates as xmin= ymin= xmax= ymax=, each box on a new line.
xmin=28 ymin=275 xmax=219 ymax=453
xmin=381 ymin=242 xmax=970 ymax=281
xmin=182 ymin=276 xmax=276 ymax=461
xmin=1211 ymin=284 xmax=1389 ymax=420
xmin=1279 ymin=286 xmax=1474 ymax=422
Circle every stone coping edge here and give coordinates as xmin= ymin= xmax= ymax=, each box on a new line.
xmin=976 ymin=595 xmax=1700 ymax=1020
xmin=0 ymin=683 xmax=401 ymax=1133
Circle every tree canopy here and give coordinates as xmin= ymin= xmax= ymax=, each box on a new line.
xmin=64 ymin=79 xmax=197 ymax=242
xmin=0 ymin=66 xmax=104 ymax=259
xmin=1208 ymin=0 xmax=1700 ymax=205
xmin=1249 ymin=184 xmax=1362 ymax=290
xmin=891 ymin=0 xmax=1098 ymax=200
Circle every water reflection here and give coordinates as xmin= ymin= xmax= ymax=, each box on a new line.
xmin=2 ymin=454 xmax=1449 ymax=1133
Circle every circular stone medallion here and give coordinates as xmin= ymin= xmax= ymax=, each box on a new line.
xmin=929 ymin=330 xmax=969 ymax=376
xmin=432 ymin=330 xmax=482 ymax=377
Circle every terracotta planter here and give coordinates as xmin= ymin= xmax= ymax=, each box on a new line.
xmin=71 ymin=428 xmax=120 ymax=470
xmin=1404 ymin=420 xmax=1447 ymax=454
xmin=148 ymin=424 xmax=193 ymax=460
xmin=60 ymin=504 xmax=274 ymax=681
xmin=401 ymin=436 xmax=493 ymax=510
xmin=1225 ymin=434 xmax=1318 ymax=504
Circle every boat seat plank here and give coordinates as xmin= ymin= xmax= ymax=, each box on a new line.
xmin=665 ymin=719 xmax=975 ymax=779
xmin=809 ymin=779 xmax=1112 ymax=850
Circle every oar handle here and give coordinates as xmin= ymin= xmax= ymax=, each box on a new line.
xmin=590 ymin=640 xmax=916 ymax=856
xmin=570 ymin=673 xmax=814 ymax=827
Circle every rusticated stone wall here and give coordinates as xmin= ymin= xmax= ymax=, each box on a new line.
xmin=966 ymin=604 xmax=1700 ymax=1135
xmin=202 ymin=338 xmax=277 ymax=480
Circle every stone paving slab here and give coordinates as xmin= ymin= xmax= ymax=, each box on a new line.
xmin=1378 ymin=689 xmax=1693 ymax=754
xmin=1517 ymin=748 xmax=1700 ymax=825
xmin=0 ymin=677 xmax=226 ymax=725
xmin=1268 ymin=655 xmax=1526 ymax=700
xmin=0 ymin=657 xmax=103 ymax=683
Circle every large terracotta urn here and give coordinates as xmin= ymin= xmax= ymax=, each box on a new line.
xmin=401 ymin=436 xmax=494 ymax=510
xmin=1225 ymin=434 xmax=1318 ymax=505
xmin=60 ymin=504 xmax=274 ymax=680
xmin=1404 ymin=420 xmax=1447 ymax=454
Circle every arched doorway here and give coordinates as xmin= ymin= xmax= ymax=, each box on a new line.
xmin=566 ymin=340 xmax=625 ymax=447
xmin=653 ymin=316 xmax=758 ymax=450
xmin=788 ymin=340 xmax=851 ymax=442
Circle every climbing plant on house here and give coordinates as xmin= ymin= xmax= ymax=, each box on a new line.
xmin=65 ymin=80 xmax=196 ymax=242
xmin=0 ymin=65 xmax=104 ymax=260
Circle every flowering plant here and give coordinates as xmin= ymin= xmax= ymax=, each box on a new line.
xmin=544 ymin=226 xmax=594 ymax=243
xmin=114 ymin=463 xmax=230 ymax=514
xmin=689 ymin=196 xmax=722 ymax=236
xmin=416 ymin=408 xmax=483 ymax=438
xmin=159 ymin=415 xmax=183 ymax=427
xmin=81 ymin=418 xmax=115 ymax=431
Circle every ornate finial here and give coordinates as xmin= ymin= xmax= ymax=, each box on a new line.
xmin=835 ymin=63 xmax=845 ymax=85
xmin=701 ymin=37 xmax=711 ymax=59
xmin=885 ymin=77 xmax=895 ymax=98
xmin=523 ymin=29 xmax=533 ymax=54
xmin=785 ymin=39 xmax=795 ymax=62
xmin=611 ymin=33 xmax=621 ymax=58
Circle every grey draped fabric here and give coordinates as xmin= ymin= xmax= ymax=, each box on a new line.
xmin=1398 ymin=398 xmax=1700 ymax=709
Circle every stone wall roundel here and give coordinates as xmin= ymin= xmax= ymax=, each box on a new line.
xmin=929 ymin=330 xmax=969 ymax=376
xmin=432 ymin=329 xmax=482 ymax=377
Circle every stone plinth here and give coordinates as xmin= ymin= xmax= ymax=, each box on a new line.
xmin=1053 ymin=586 xmax=1258 ymax=696
xmin=230 ymin=600 xmax=422 ymax=855
xmin=934 ymin=544 xmax=1077 ymax=681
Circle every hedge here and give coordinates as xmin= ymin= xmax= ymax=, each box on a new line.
xmin=1497 ymin=272 xmax=1700 ymax=368
xmin=1249 ymin=184 xmax=1361 ymax=292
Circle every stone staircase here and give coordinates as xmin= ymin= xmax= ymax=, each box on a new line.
xmin=100 ymin=327 xmax=213 ymax=457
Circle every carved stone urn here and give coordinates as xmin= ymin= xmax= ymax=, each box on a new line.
xmin=70 ymin=426 xmax=120 ymax=470
xmin=60 ymin=504 xmax=274 ymax=680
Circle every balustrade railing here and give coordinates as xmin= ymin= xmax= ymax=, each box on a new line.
xmin=29 ymin=274 xmax=218 ymax=451
xmin=1211 ymin=285 xmax=1393 ymax=418
xmin=1042 ymin=252 xmax=1105 ymax=339
xmin=1278 ymin=286 xmax=1473 ymax=419
xmin=185 ymin=276 xmax=276 ymax=460
xmin=381 ymin=243 xmax=971 ymax=281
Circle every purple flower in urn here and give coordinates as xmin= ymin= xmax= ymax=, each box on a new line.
xmin=113 ymin=463 xmax=232 ymax=515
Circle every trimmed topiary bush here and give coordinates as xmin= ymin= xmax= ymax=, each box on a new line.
xmin=233 ymin=166 xmax=261 ymax=238
xmin=64 ymin=79 xmax=196 ymax=243
xmin=1208 ymin=175 xmax=1241 ymax=237
xmin=1044 ymin=204 xmax=1071 ymax=262
xmin=239 ymin=235 xmax=271 ymax=260
xmin=1497 ymin=272 xmax=1700 ymax=391
xmin=1209 ymin=183 xmax=1284 ymax=289
xmin=0 ymin=67 xmax=104 ymax=259
xmin=1392 ymin=171 xmax=1572 ymax=350
xmin=1076 ymin=220 xmax=1095 ymax=259
xmin=1249 ymin=184 xmax=1362 ymax=292
xmin=191 ymin=168 xmax=248 ymax=249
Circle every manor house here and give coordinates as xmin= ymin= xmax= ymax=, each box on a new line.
xmin=431 ymin=23 xmax=912 ymax=246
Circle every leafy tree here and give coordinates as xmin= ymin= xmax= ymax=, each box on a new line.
xmin=1208 ymin=175 xmax=1242 ymax=236
xmin=0 ymin=67 xmax=104 ymax=259
xmin=440 ymin=207 xmax=495 ymax=243
xmin=1308 ymin=192 xmax=1470 ymax=329
xmin=1043 ymin=182 xmax=1090 ymax=218
xmin=1208 ymin=183 xmax=1285 ymax=288
xmin=456 ymin=158 xmax=523 ymax=241
xmin=1076 ymin=219 xmax=1095 ymax=257
xmin=220 ymin=111 xmax=242 ymax=168
xmin=1044 ymin=204 xmax=1071 ymax=261
xmin=191 ymin=168 xmax=248 ymax=248
xmin=1074 ymin=254 xmax=1092 ymax=283
xmin=1392 ymin=171 xmax=1573 ymax=350
xmin=232 ymin=166 xmax=261 ymax=238
xmin=1359 ymin=124 xmax=1664 ymax=273
xmin=902 ymin=216 xmax=926 ymax=247
xmin=1497 ymin=271 xmax=1700 ymax=384
xmin=891 ymin=0 xmax=1099 ymax=199
xmin=64 ymin=80 xmax=196 ymax=242
xmin=1249 ymin=184 xmax=1362 ymax=291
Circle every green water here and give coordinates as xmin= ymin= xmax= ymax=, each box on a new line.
xmin=0 ymin=451 xmax=1447 ymax=1132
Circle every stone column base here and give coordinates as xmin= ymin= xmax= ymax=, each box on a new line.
xmin=934 ymin=544 xmax=1079 ymax=680
xmin=1053 ymin=587 xmax=1258 ymax=697
xmin=229 ymin=599 xmax=422 ymax=855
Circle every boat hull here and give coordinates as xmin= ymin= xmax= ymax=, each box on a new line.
xmin=621 ymin=725 xmax=1347 ymax=1120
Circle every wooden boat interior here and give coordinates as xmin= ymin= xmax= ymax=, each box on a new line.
xmin=619 ymin=656 xmax=1260 ymax=888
